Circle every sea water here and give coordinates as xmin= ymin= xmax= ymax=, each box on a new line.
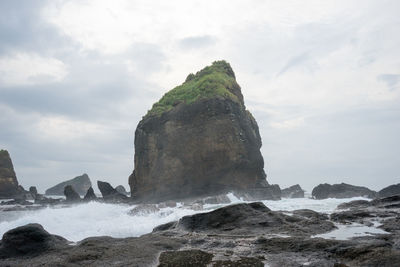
xmin=0 ymin=195 xmax=384 ymax=242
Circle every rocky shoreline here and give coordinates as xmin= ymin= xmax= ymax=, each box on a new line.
xmin=1 ymin=195 xmax=399 ymax=266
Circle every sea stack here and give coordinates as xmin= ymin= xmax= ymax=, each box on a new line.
xmin=0 ymin=150 xmax=21 ymax=198
xmin=129 ymin=61 xmax=278 ymax=202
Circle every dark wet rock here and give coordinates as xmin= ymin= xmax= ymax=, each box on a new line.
xmin=379 ymin=183 xmax=400 ymax=198
xmin=0 ymin=199 xmax=32 ymax=206
xmin=0 ymin=149 xmax=23 ymax=199
xmin=281 ymin=184 xmax=305 ymax=198
xmin=115 ymin=185 xmax=129 ymax=196
xmin=0 ymin=223 xmax=68 ymax=258
xmin=370 ymin=195 xmax=400 ymax=208
xmin=83 ymin=186 xmax=97 ymax=201
xmin=129 ymin=204 xmax=160 ymax=216
xmin=311 ymin=183 xmax=377 ymax=199
xmin=34 ymin=196 xmax=62 ymax=205
xmin=337 ymin=200 xmax=371 ymax=210
xmin=292 ymin=209 xmax=329 ymax=220
xmin=213 ymin=257 xmax=264 ymax=267
xmin=330 ymin=210 xmax=374 ymax=223
xmin=379 ymin=217 xmax=400 ymax=232
xmin=97 ymin=181 xmax=128 ymax=202
xmin=45 ymin=173 xmax=91 ymax=196
xmin=63 ymin=185 xmax=81 ymax=202
xmin=174 ymin=202 xmax=335 ymax=236
xmin=129 ymin=61 xmax=277 ymax=202
xmin=158 ymin=249 xmax=213 ymax=267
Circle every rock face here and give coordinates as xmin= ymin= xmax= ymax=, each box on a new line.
xmin=129 ymin=61 xmax=275 ymax=202
xmin=45 ymin=173 xmax=91 ymax=196
xmin=83 ymin=186 xmax=97 ymax=201
xmin=115 ymin=185 xmax=129 ymax=196
xmin=64 ymin=185 xmax=81 ymax=202
xmin=0 ymin=150 xmax=21 ymax=198
xmin=97 ymin=181 xmax=127 ymax=201
xmin=0 ymin=223 xmax=68 ymax=258
xmin=311 ymin=183 xmax=377 ymax=199
xmin=281 ymin=184 xmax=305 ymax=198
xmin=379 ymin=183 xmax=400 ymax=198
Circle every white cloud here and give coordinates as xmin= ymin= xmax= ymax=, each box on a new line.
xmin=0 ymin=53 xmax=68 ymax=86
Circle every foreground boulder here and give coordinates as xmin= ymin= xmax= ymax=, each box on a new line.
xmin=155 ymin=202 xmax=335 ymax=236
xmin=129 ymin=61 xmax=276 ymax=202
xmin=0 ymin=150 xmax=22 ymax=198
xmin=311 ymin=183 xmax=377 ymax=199
xmin=281 ymin=184 xmax=305 ymax=198
xmin=45 ymin=173 xmax=91 ymax=196
xmin=0 ymin=224 xmax=68 ymax=258
xmin=379 ymin=183 xmax=400 ymax=198
xmin=64 ymin=185 xmax=81 ymax=202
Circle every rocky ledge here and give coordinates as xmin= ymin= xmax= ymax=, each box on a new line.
xmin=1 ymin=195 xmax=400 ymax=266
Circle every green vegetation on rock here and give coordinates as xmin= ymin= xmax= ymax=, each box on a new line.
xmin=146 ymin=60 xmax=240 ymax=117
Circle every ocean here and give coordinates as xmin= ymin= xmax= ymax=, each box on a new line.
xmin=0 ymin=194 xmax=383 ymax=242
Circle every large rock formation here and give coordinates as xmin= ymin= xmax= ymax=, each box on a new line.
xmin=45 ymin=174 xmax=91 ymax=196
xmin=0 ymin=150 xmax=21 ymax=198
xmin=378 ymin=183 xmax=400 ymax=198
xmin=311 ymin=183 xmax=377 ymax=199
xmin=281 ymin=184 xmax=305 ymax=198
xmin=129 ymin=61 xmax=276 ymax=202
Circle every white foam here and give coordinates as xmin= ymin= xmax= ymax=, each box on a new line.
xmin=0 ymin=196 xmax=371 ymax=242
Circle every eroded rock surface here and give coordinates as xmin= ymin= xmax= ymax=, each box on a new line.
xmin=0 ymin=150 xmax=21 ymax=198
xmin=129 ymin=61 xmax=277 ymax=202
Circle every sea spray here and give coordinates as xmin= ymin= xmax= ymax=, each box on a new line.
xmin=0 ymin=196 xmax=370 ymax=242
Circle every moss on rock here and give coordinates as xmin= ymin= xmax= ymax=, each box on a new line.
xmin=146 ymin=60 xmax=241 ymax=117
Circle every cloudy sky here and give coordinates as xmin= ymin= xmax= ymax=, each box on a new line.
xmin=0 ymin=0 xmax=399 ymax=193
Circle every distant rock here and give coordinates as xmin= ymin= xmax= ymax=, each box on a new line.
xmin=29 ymin=186 xmax=38 ymax=197
xmin=97 ymin=181 xmax=128 ymax=201
xmin=311 ymin=183 xmax=377 ymax=199
xmin=83 ymin=186 xmax=97 ymax=201
xmin=115 ymin=185 xmax=129 ymax=196
xmin=129 ymin=61 xmax=277 ymax=202
xmin=378 ymin=183 xmax=400 ymax=198
xmin=45 ymin=174 xmax=91 ymax=196
xmin=64 ymin=185 xmax=81 ymax=202
xmin=0 ymin=150 xmax=22 ymax=198
xmin=281 ymin=184 xmax=305 ymax=198
xmin=0 ymin=223 xmax=68 ymax=258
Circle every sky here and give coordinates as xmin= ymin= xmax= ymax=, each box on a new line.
xmin=0 ymin=0 xmax=399 ymax=193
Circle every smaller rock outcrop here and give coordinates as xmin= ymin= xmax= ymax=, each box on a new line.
xmin=83 ymin=187 xmax=97 ymax=201
xmin=378 ymin=183 xmax=400 ymax=198
xmin=281 ymin=184 xmax=305 ymax=198
xmin=45 ymin=174 xmax=91 ymax=196
xmin=97 ymin=181 xmax=128 ymax=201
xmin=115 ymin=185 xmax=129 ymax=196
xmin=64 ymin=185 xmax=81 ymax=202
xmin=0 ymin=223 xmax=68 ymax=258
xmin=0 ymin=150 xmax=22 ymax=198
xmin=311 ymin=183 xmax=377 ymax=199
xmin=29 ymin=186 xmax=38 ymax=197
